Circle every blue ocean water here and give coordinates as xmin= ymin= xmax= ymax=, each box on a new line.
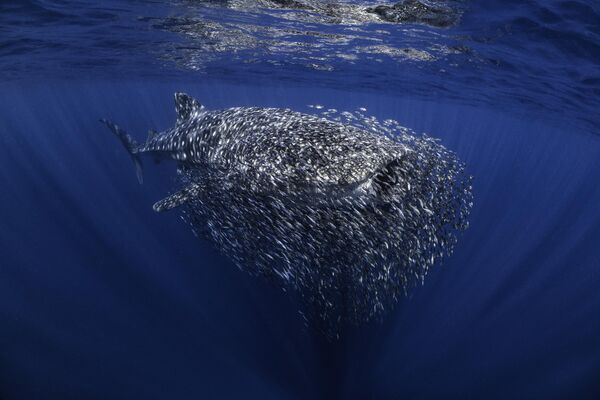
xmin=1 ymin=1 xmax=599 ymax=399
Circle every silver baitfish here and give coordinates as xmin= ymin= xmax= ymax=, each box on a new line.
xmin=101 ymin=93 xmax=472 ymax=334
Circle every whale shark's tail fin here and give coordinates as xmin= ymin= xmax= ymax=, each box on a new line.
xmin=100 ymin=119 xmax=143 ymax=184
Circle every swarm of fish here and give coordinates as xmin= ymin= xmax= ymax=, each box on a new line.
xmin=102 ymin=93 xmax=472 ymax=334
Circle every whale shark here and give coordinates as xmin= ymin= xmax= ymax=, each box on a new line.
xmin=102 ymin=93 xmax=412 ymax=212
xmin=101 ymin=93 xmax=472 ymax=333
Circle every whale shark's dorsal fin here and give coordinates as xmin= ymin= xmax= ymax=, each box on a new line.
xmin=146 ymin=129 xmax=158 ymax=143
xmin=174 ymin=92 xmax=204 ymax=125
xmin=153 ymin=183 xmax=202 ymax=212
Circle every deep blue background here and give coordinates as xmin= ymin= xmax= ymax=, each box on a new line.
xmin=1 ymin=81 xmax=599 ymax=399
xmin=1 ymin=0 xmax=600 ymax=398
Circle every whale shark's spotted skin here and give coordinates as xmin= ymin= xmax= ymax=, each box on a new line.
xmin=102 ymin=93 xmax=472 ymax=335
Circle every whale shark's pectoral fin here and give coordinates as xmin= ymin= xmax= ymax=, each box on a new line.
xmin=174 ymin=93 xmax=205 ymax=125
xmin=153 ymin=184 xmax=201 ymax=212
